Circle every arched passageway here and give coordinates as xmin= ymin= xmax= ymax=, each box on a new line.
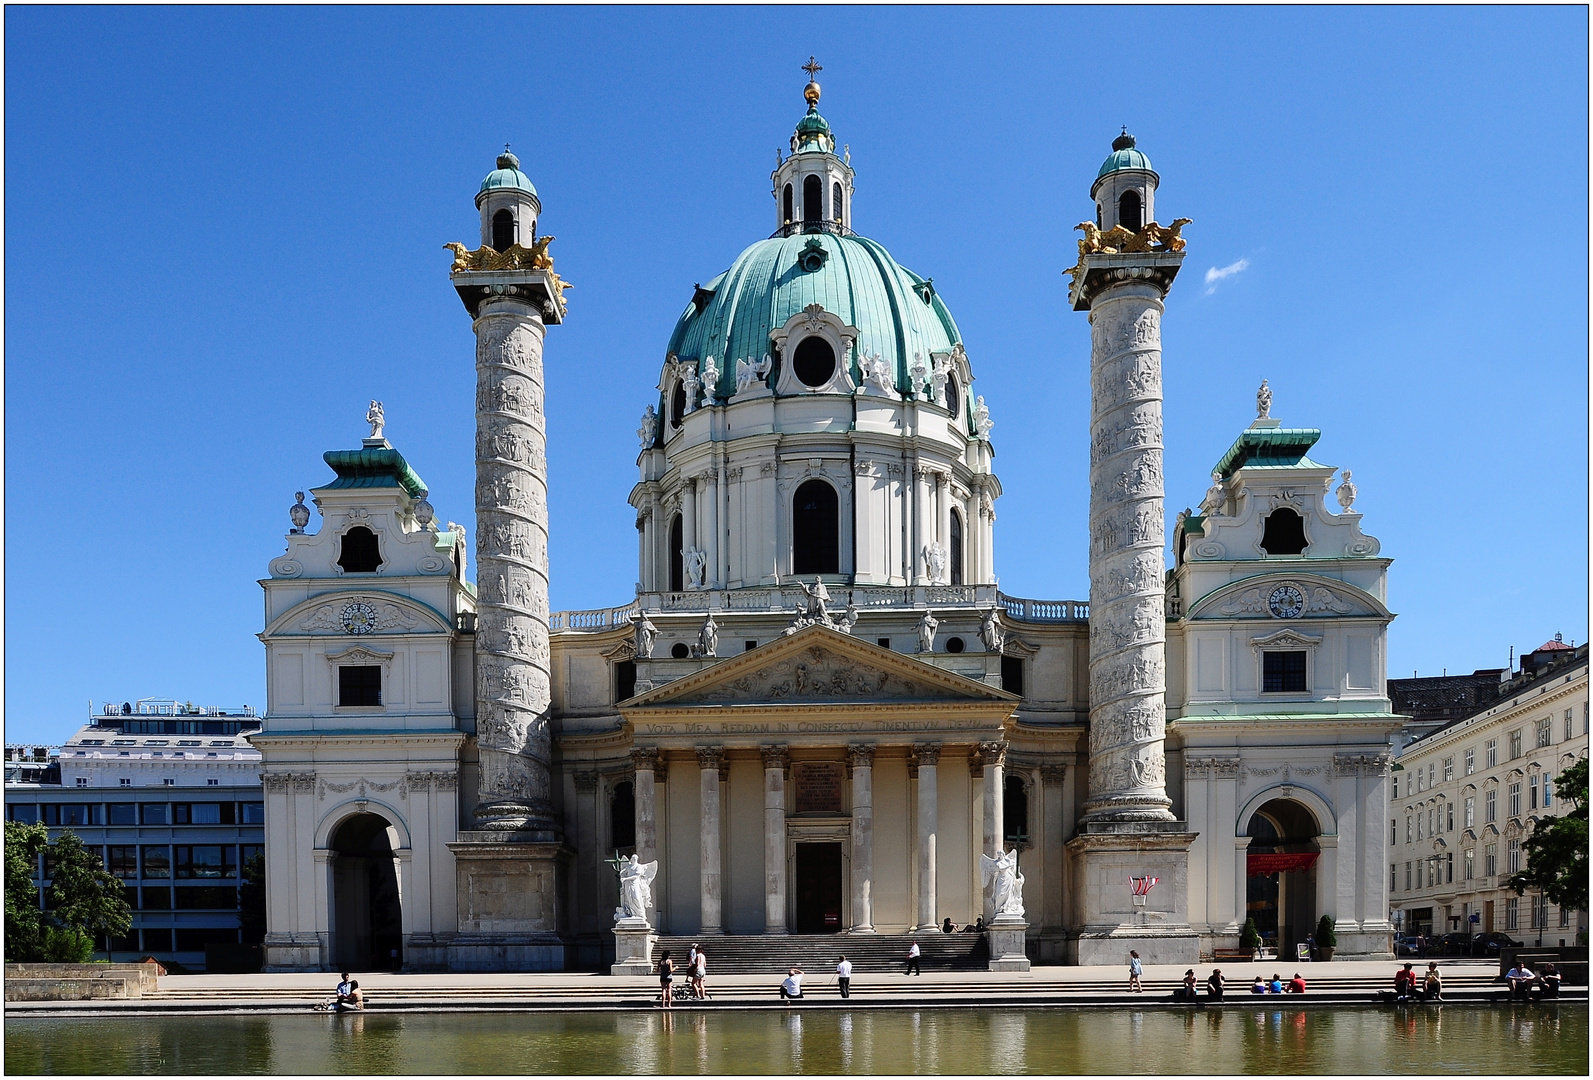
xmin=1245 ymin=798 xmax=1322 ymax=957
xmin=330 ymin=812 xmax=404 ymax=971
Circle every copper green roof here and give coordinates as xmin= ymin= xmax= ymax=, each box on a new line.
xmin=322 ymin=448 xmax=428 ymax=498
xmin=1213 ymin=427 xmax=1323 ymax=478
xmin=664 ymin=231 xmax=962 ymax=404
xmin=1096 ymin=131 xmax=1156 ymax=179
xmin=477 ymin=149 xmax=538 ymax=203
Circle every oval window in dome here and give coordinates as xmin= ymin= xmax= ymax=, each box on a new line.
xmin=792 ymin=337 xmax=836 ymax=388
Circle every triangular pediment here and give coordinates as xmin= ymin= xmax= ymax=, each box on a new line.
xmin=622 ymin=623 xmax=1017 ymax=710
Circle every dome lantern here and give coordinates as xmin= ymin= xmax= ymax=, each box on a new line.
xmin=475 ymin=144 xmax=542 ymax=252
xmin=1090 ymin=128 xmax=1159 ymax=233
xmin=772 ymin=57 xmax=854 ymax=237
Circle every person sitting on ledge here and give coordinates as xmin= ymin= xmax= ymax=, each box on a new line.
xmin=1506 ymin=961 xmax=1536 ymax=1002
xmin=1422 ymin=963 xmax=1441 ymax=1001
xmin=1286 ymin=973 xmax=1307 ymax=994
xmin=1534 ymin=963 xmax=1562 ymax=1000
xmin=1206 ymin=969 xmax=1225 ymax=1001
xmin=1269 ymin=974 xmax=1284 ymax=994
xmin=780 ymin=967 xmax=805 ymax=1005
xmin=942 ymin=917 xmax=955 ymax=934
xmin=1393 ymin=963 xmax=1417 ymax=1001
xmin=1171 ymin=969 xmax=1199 ymax=1002
xmin=338 ymin=980 xmax=364 ymax=1011
xmin=1250 ymin=977 xmax=1267 ymax=995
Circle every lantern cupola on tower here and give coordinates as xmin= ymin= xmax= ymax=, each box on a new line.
xmin=477 ymin=146 xmax=541 ymax=252
xmin=772 ymin=58 xmax=855 ymax=236
xmin=1091 ymin=129 xmax=1158 ymax=232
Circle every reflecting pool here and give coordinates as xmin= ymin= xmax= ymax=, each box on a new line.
xmin=6 ymin=1004 xmax=1587 ymax=1075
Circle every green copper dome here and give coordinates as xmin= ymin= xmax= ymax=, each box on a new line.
xmin=477 ymin=149 xmax=538 ymax=201
xmin=794 ymin=104 xmax=833 ymax=151
xmin=665 ymin=231 xmax=961 ymax=400
xmin=1096 ymin=130 xmax=1156 ymax=179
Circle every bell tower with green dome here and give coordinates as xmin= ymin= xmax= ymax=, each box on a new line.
xmin=1092 ymin=129 xmax=1158 ymax=233
xmin=771 ymin=59 xmax=855 ymax=236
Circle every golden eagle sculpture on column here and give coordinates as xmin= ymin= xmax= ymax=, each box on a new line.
xmin=1065 ymin=218 xmax=1191 ymax=281
xmin=445 ymin=235 xmax=559 ymax=273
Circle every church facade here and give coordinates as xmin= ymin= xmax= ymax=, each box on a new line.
xmin=253 ymin=78 xmax=1400 ymax=971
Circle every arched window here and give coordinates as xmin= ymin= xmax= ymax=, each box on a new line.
xmin=1260 ymin=508 xmax=1307 ymax=555
xmin=610 ymin=781 xmax=635 ymax=850
xmin=491 ymin=208 xmax=515 ymax=252
xmin=949 ymin=508 xmax=964 ymax=585
xmin=1004 ymin=776 xmax=1029 ymax=844
xmin=792 ymin=479 xmax=839 ymax=575
xmin=945 ymin=376 xmax=960 ymax=423
xmin=783 ymin=183 xmax=794 ymax=224
xmin=832 ymin=182 xmax=844 ymax=224
xmin=792 ymin=336 xmax=836 ymax=387
xmin=670 ymin=381 xmax=687 ymax=428
xmin=669 ymin=514 xmax=684 ymax=592
xmin=337 ymin=526 xmax=381 ymax=573
xmin=803 ymin=175 xmax=822 ymax=225
xmin=1118 ymin=190 xmax=1142 ymax=232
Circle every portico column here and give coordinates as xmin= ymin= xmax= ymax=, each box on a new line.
xmin=978 ymin=741 xmax=1008 ymax=923
xmin=682 ymin=476 xmax=699 ymax=571
xmin=848 ymin=745 xmax=875 ymax=933
xmin=913 ymin=742 xmax=941 ymax=930
xmin=696 ymin=746 xmax=723 ymax=934
xmin=913 ymin=465 xmax=933 ymax=584
xmin=702 ymin=470 xmax=720 ymax=590
xmin=1232 ymin=836 xmax=1252 ymax=934
xmin=762 ymin=745 xmax=790 ymax=934
xmin=631 ymin=747 xmax=661 ymax=926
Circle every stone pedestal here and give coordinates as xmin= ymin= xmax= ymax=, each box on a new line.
xmin=986 ymin=916 xmax=1031 ymax=972
xmin=611 ymin=919 xmax=656 ymax=975
xmin=1065 ymin=822 xmax=1199 ymax=966
xmin=446 ymin=835 xmax=569 ymax=971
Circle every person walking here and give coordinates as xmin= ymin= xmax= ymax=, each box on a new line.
xmin=906 ymin=940 xmax=922 ymax=976
xmin=657 ymin=950 xmax=675 ymax=1009
xmin=1415 ymin=932 xmax=1426 ymax=959
xmin=1127 ymin=950 xmax=1144 ymax=993
xmin=1206 ymin=969 xmax=1225 ymax=1001
xmin=836 ymin=955 xmax=853 ymax=999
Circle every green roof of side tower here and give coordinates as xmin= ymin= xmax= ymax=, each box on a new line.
xmin=1096 ymin=129 xmax=1156 ymax=179
xmin=322 ymin=448 xmax=429 ymax=499
xmin=477 ymin=148 xmax=538 ymax=201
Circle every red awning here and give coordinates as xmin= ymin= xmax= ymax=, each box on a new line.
xmin=1247 ymin=852 xmax=1320 ymax=875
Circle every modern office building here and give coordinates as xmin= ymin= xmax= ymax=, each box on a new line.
xmin=4 ymin=698 xmax=264 ymax=969
xmin=1389 ymin=641 xmax=1588 ymax=943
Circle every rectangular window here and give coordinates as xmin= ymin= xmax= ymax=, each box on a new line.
xmin=1505 ymin=897 xmax=1519 ymax=930
xmin=106 ymin=803 xmax=136 ymax=826
xmin=1405 ymin=862 xmax=1412 ymax=890
xmin=1392 ymin=775 xmax=1399 ymax=799
xmin=240 ymin=802 xmax=266 ymax=825
xmin=1508 ymin=838 xmax=1522 ymax=874
xmin=338 ymin=665 xmax=382 ymax=707
xmin=1405 ymin=816 xmax=1412 ymax=843
xmin=1486 ymin=739 xmax=1497 ymax=768
xmin=1463 ymin=849 xmax=1474 ymax=880
xmin=1446 ymin=852 xmax=1454 ymax=884
xmin=240 ymin=844 xmax=264 ymax=868
xmin=1391 ymin=863 xmax=1398 ymax=892
xmin=175 ymin=886 xmax=238 ymax=910
xmin=175 ymin=927 xmax=239 ymax=951
xmin=1485 ymin=789 xmax=1497 ymax=823
xmin=1465 ymin=748 xmax=1475 ymax=775
xmin=1416 ymin=813 xmax=1423 ymax=841
xmin=174 ymin=845 xmax=234 ymax=879
xmin=1508 ymin=782 xmax=1521 ymax=818
xmin=118 ymin=778 xmax=132 ymax=787
xmin=1530 ymin=775 xmax=1538 ymax=810
xmin=1391 ymin=819 xmax=1398 ymax=844
xmin=1261 ymin=651 xmax=1307 ymax=693
xmin=106 ymin=845 xmax=138 ymax=878
xmin=1566 ymin=709 xmax=1575 ymax=741
xmin=1442 ymin=757 xmax=1454 ymax=782
xmin=1485 ymin=843 xmax=1497 ymax=877
xmin=1537 ymin=717 xmax=1553 ymax=748
xmin=1544 ymin=773 xmax=1554 ymax=808
xmin=1427 ymin=809 xmax=1434 ymax=837
xmin=1561 ymin=905 xmax=1571 ymax=928
xmin=174 ymin=803 xmax=234 ymax=825
xmin=75 ymin=777 xmax=88 ymax=787
xmin=1446 ymin=803 xmax=1454 ymax=832
xmin=140 ymin=846 xmax=171 ymax=878
xmin=1428 ymin=858 xmax=1437 ymax=888
xmin=142 ymin=804 xmax=169 ymax=825
xmin=162 ymin=779 xmax=175 ymax=787
xmin=1428 ymin=763 xmax=1436 ymax=788
xmin=1509 ymin=731 xmax=1522 ymax=759
xmin=1464 ymin=796 xmax=1475 ymax=828
xmin=141 ymin=886 xmax=171 ymax=910
xmin=1532 ymin=894 xmax=1546 ymax=928
xmin=50 ymin=804 xmax=101 ymax=827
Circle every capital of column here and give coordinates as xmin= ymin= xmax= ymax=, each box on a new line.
xmin=1040 ymin=763 xmax=1068 ymax=785
xmin=846 ymin=743 xmax=875 ymax=775
xmin=978 ymin=740 xmax=1009 ymax=770
xmin=695 ymin=745 xmax=725 ymax=772
xmin=761 ymin=744 xmax=791 ymax=774
xmin=631 ymin=746 xmax=667 ymax=783
xmin=911 ymin=742 xmax=942 ymax=769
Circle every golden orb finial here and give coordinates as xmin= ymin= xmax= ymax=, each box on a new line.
xmin=801 ymin=56 xmax=823 ymax=105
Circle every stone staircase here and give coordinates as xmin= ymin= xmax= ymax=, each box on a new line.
xmin=650 ymin=933 xmax=989 ymax=974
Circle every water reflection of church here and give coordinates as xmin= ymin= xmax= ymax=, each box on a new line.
xmin=252 ymin=75 xmax=1401 ymax=971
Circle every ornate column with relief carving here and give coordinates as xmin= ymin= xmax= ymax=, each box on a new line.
xmin=847 ymin=744 xmax=875 ymax=932
xmin=912 ymin=742 xmax=940 ymax=929
xmin=697 ymin=746 xmax=724 ymax=933
xmin=762 ymin=745 xmax=790 ymax=934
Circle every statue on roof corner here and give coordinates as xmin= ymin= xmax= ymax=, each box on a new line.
xmin=1256 ymin=379 xmax=1272 ymax=420
xmin=366 ymin=400 xmax=385 ymax=440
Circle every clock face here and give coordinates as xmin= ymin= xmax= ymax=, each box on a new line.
xmin=340 ymin=601 xmax=379 ymax=635
xmin=1268 ymin=585 xmax=1305 ymax=619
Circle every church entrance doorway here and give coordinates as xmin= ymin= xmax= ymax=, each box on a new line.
xmin=330 ymin=812 xmax=404 ymax=971
xmin=1244 ymin=798 xmax=1321 ymax=959
xmin=795 ymin=843 xmax=843 ymax=933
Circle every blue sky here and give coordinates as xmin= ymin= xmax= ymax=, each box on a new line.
xmin=5 ymin=6 xmax=1587 ymax=744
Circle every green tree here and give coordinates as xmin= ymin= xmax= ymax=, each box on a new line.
xmin=239 ymin=852 xmax=267 ymax=944
xmin=1315 ymin=914 xmax=1337 ymax=949
xmin=1240 ymin=917 xmax=1261 ymax=951
xmin=5 ymin=822 xmax=50 ymax=961
xmin=1510 ymin=757 xmax=1588 ymax=911
xmin=46 ymin=831 xmax=133 ymax=946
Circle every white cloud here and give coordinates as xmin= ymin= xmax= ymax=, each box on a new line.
xmin=1204 ymin=258 xmax=1250 ymax=295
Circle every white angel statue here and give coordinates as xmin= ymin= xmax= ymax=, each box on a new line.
xmin=614 ymin=854 xmax=658 ymax=923
xmin=981 ymin=848 xmax=1025 ymax=919
xmin=699 ymin=356 xmax=720 ymax=403
xmin=909 ymin=352 xmax=930 ymax=399
xmin=637 ymin=405 xmax=658 ymax=449
xmin=974 ymin=395 xmax=994 ymax=439
xmin=680 ymin=365 xmax=702 ymax=415
xmin=862 ymin=352 xmax=895 ymax=396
